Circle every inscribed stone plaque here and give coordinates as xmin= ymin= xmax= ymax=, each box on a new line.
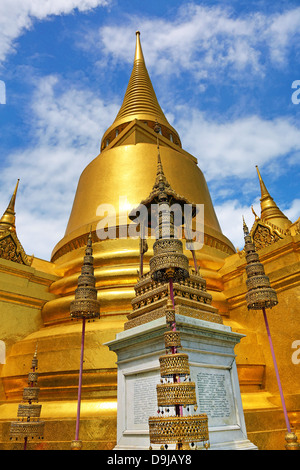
xmin=126 ymin=372 xmax=159 ymax=430
xmin=195 ymin=368 xmax=237 ymax=427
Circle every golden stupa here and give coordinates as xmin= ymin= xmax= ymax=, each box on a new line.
xmin=0 ymin=32 xmax=299 ymax=450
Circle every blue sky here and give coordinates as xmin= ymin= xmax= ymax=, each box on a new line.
xmin=0 ymin=0 xmax=299 ymax=260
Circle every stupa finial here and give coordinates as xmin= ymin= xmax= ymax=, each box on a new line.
xmin=101 ymin=32 xmax=181 ymax=150
xmin=0 ymin=179 xmax=20 ymax=232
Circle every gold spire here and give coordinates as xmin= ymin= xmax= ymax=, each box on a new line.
xmin=243 ymin=219 xmax=278 ymax=310
xmin=0 ymin=179 xmax=20 ymax=232
xmin=134 ymin=30 xmax=144 ymax=62
xmin=101 ymin=31 xmax=181 ymax=149
xmin=255 ymin=166 xmax=291 ymax=232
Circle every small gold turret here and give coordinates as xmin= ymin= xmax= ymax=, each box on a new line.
xmin=70 ymin=231 xmax=100 ymax=320
xmin=0 ymin=180 xmax=31 ymax=265
xmin=0 ymin=179 xmax=19 ymax=233
xmin=256 ymin=166 xmax=291 ymax=232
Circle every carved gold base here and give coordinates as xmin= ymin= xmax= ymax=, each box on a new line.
xmin=71 ymin=439 xmax=82 ymax=450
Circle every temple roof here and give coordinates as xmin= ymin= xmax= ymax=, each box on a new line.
xmin=0 ymin=180 xmax=31 ymax=265
xmin=0 ymin=179 xmax=19 ymax=233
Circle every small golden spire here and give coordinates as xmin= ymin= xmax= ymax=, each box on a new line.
xmin=0 ymin=179 xmax=20 ymax=232
xmin=153 ymin=122 xmax=170 ymax=191
xmin=256 ymin=165 xmax=269 ymax=199
xmin=255 ymin=166 xmax=291 ymax=231
xmin=134 ymin=31 xmax=144 ymax=62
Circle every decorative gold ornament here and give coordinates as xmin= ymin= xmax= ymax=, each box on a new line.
xmin=244 ymin=217 xmax=299 ymax=451
xmin=0 ymin=180 xmax=31 ymax=265
xmin=285 ymin=432 xmax=300 ymax=450
xmin=243 ymin=218 xmax=278 ymax=310
xmin=164 ymin=331 xmax=181 ymax=349
xmin=70 ymin=231 xmax=100 ymax=320
xmin=70 ymin=231 xmax=100 ymax=450
xmin=159 ymin=353 xmax=190 ymax=377
xmin=10 ymin=346 xmax=44 ymax=448
xmin=101 ymin=31 xmax=181 ymax=152
xmin=255 ymin=166 xmax=291 ymax=233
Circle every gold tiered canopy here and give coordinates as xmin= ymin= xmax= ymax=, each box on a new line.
xmin=247 ymin=166 xmax=295 ymax=251
xmin=0 ymin=180 xmax=30 ymax=265
xmin=255 ymin=165 xmax=291 ymax=232
xmin=0 ymin=179 xmax=19 ymax=233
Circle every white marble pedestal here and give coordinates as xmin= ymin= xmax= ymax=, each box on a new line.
xmin=106 ymin=314 xmax=257 ymax=450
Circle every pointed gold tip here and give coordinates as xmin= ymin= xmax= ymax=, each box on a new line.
xmin=255 ymin=165 xmax=291 ymax=230
xmin=100 ymin=30 xmax=181 ymax=149
xmin=0 ymin=179 xmax=20 ymax=231
xmin=255 ymin=165 xmax=269 ymax=198
xmin=243 ymin=216 xmax=249 ymax=236
xmin=134 ymin=30 xmax=144 ymax=62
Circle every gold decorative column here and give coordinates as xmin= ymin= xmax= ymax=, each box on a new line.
xmin=127 ymin=125 xmax=209 ymax=449
xmin=10 ymin=346 xmax=44 ymax=449
xmin=70 ymin=231 xmax=100 ymax=450
xmin=148 ymin=295 xmax=209 ymax=450
xmin=243 ymin=218 xmax=299 ymax=450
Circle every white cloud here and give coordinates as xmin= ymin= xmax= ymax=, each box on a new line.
xmin=214 ymin=198 xmax=260 ymax=250
xmin=284 ymin=199 xmax=300 ymax=222
xmin=91 ymin=4 xmax=300 ymax=81
xmin=0 ymin=0 xmax=110 ymax=64
xmin=174 ymin=108 xmax=300 ymax=182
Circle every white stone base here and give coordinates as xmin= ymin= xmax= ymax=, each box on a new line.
xmin=106 ymin=314 xmax=257 ymax=451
